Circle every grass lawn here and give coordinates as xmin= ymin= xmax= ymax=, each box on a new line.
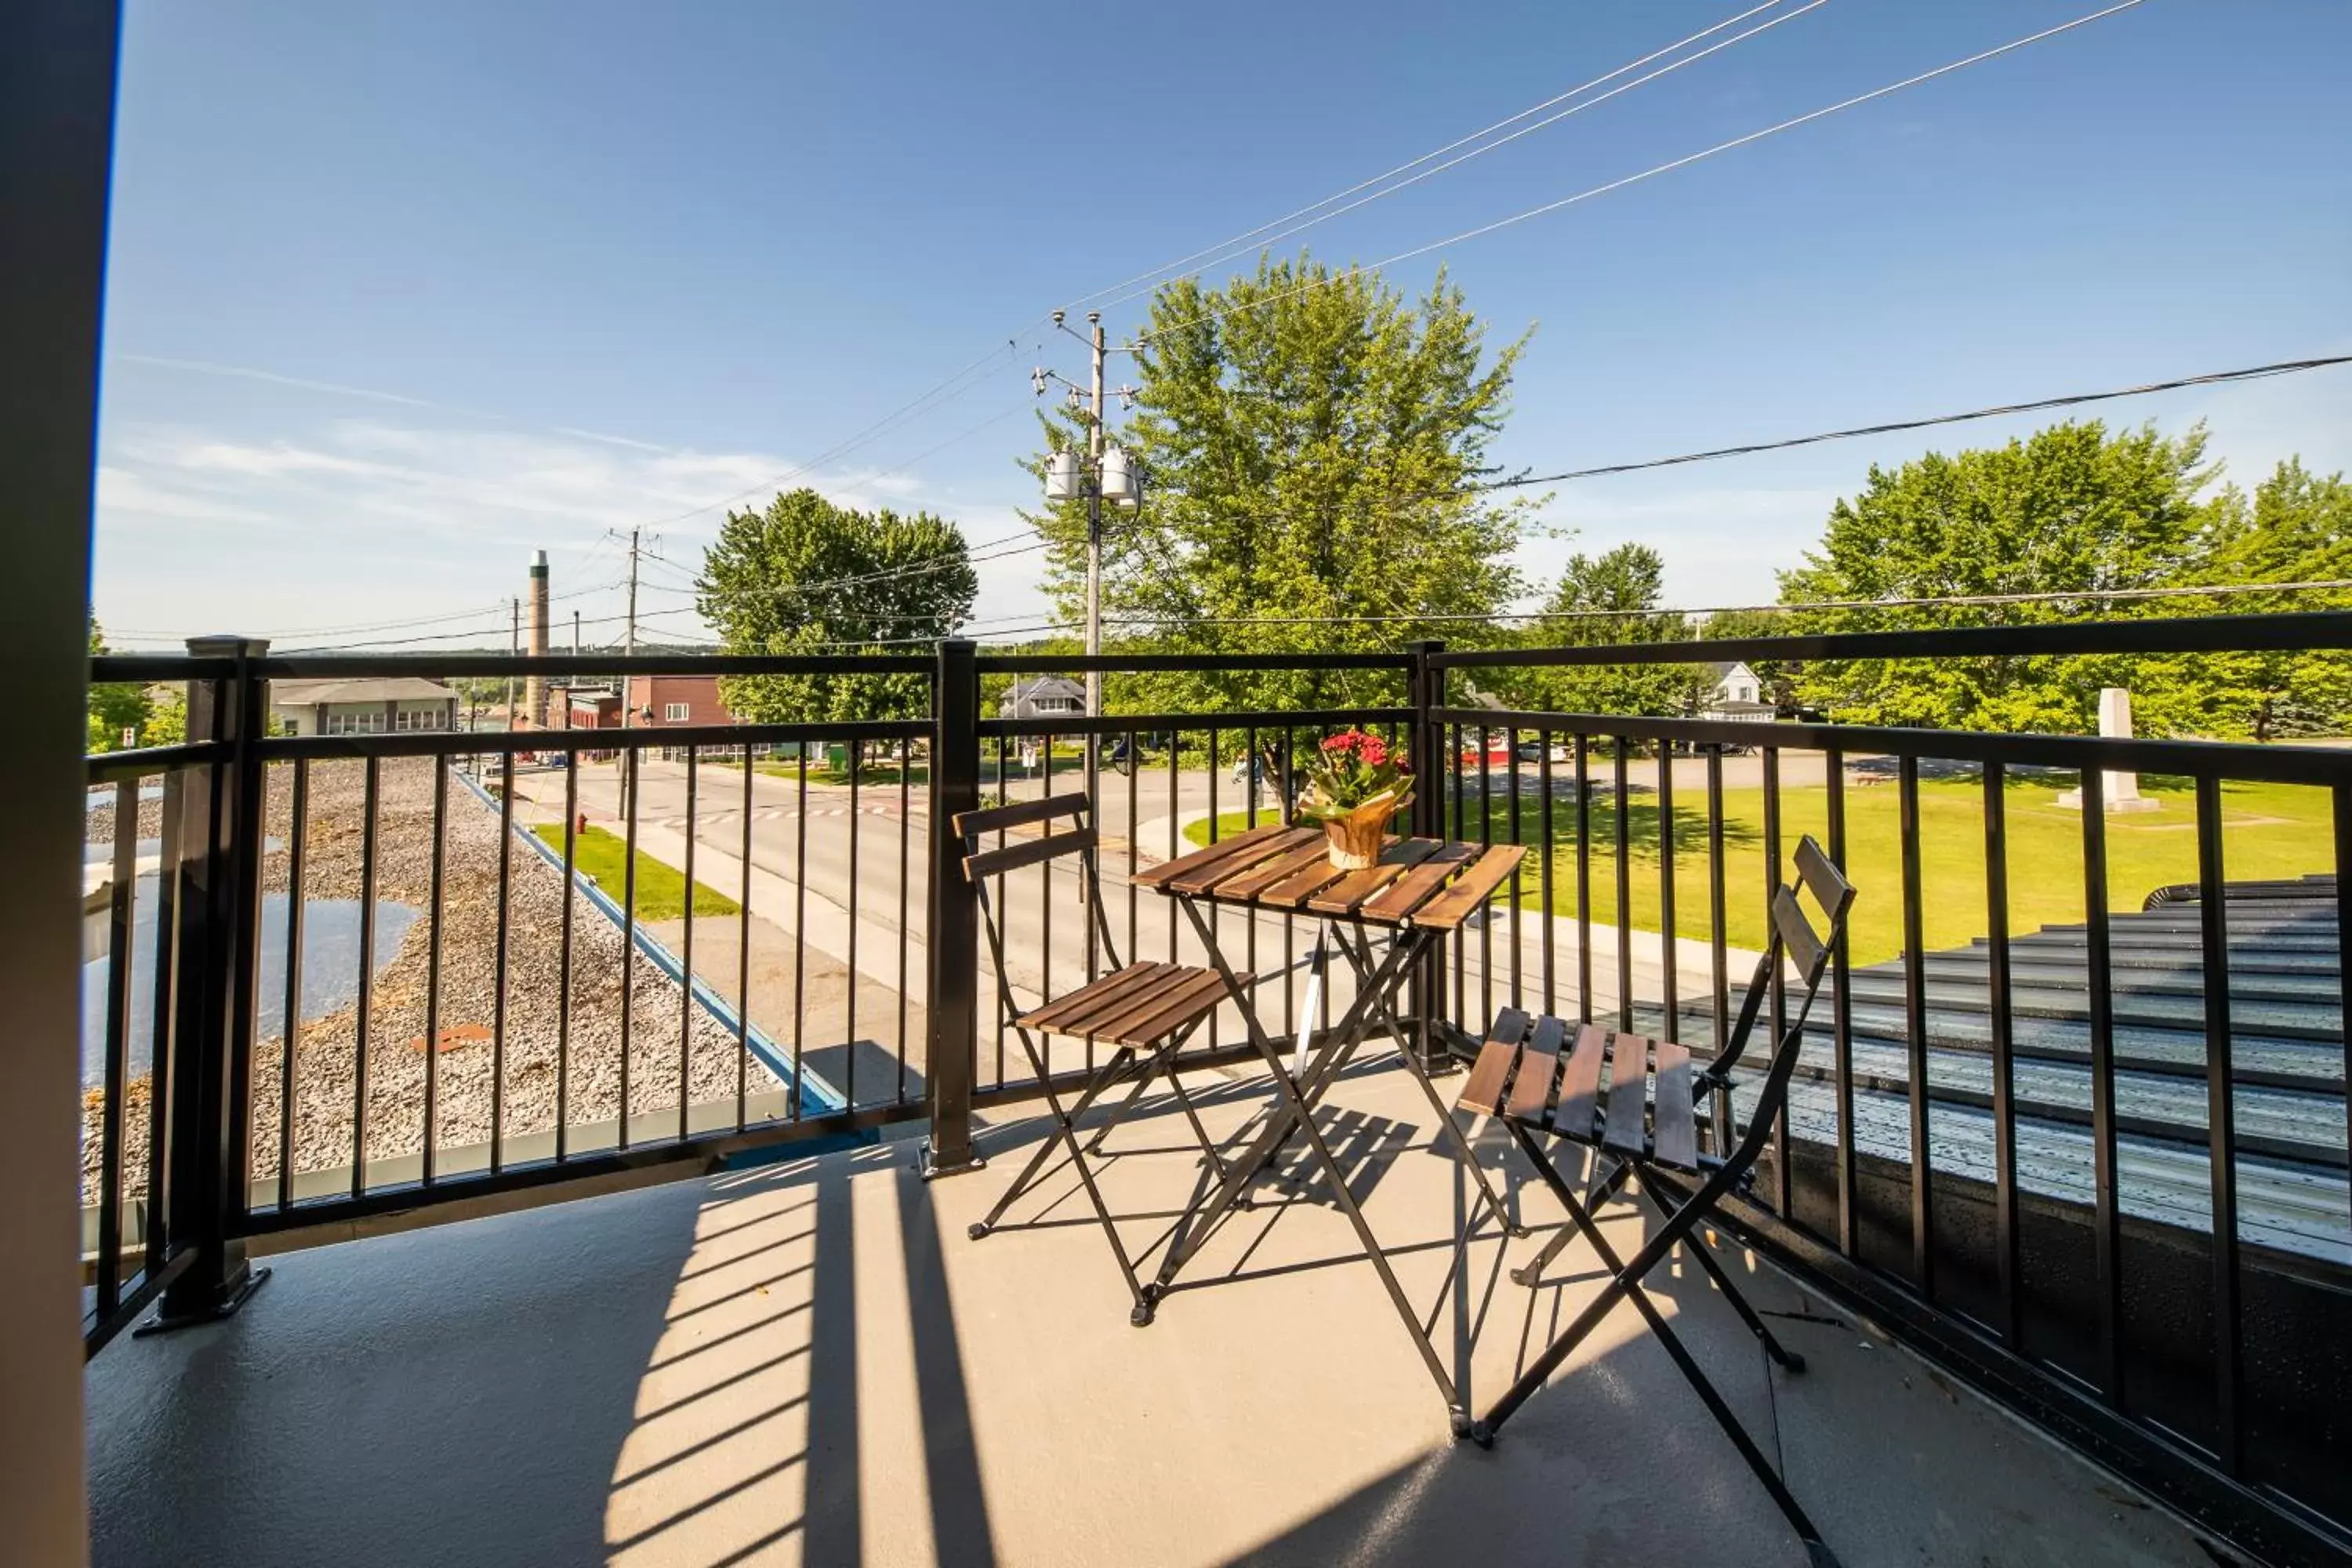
xmin=532 ymin=823 xmax=741 ymax=921
xmin=1180 ymin=773 xmax=2334 ymax=966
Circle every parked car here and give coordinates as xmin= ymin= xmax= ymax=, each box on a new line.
xmin=1512 ymin=739 xmax=1572 ymax=764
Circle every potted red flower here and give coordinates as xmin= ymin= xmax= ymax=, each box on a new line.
xmin=1298 ymin=730 xmax=1413 ymax=870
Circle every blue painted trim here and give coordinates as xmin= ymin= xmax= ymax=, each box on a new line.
xmin=452 ymin=766 xmax=848 ymax=1116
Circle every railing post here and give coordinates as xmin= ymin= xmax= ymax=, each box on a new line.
xmin=920 ymin=637 xmax=985 ymax=1178
xmin=1405 ymin=640 xmax=1450 ymax=1069
xmin=143 ymin=636 xmax=271 ymax=1331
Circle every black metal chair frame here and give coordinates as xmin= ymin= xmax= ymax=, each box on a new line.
xmin=957 ymin=793 xmax=1239 ymax=1325
xmin=1462 ymin=835 xmax=1855 ymax=1568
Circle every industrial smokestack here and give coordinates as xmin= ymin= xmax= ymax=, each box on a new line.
xmin=525 ymin=550 xmax=550 ymax=728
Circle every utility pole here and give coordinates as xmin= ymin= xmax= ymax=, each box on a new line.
xmin=506 ymin=597 xmax=519 ymax=732
xmin=1086 ymin=311 xmax=1105 ymax=735
xmin=622 ymin=524 xmax=640 ymax=730
xmin=1036 ymin=311 xmax=1139 ymax=831
xmin=621 ymin=524 xmax=641 ymax=820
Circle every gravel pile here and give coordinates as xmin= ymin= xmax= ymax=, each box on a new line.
xmin=85 ymin=757 xmax=779 ymax=1205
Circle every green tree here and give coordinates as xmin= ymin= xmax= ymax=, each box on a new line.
xmin=86 ymin=619 xmax=151 ymax=753
xmin=1776 ymin=421 xmax=2230 ymax=731
xmin=1493 ymin=543 xmax=1703 ymax=717
xmin=1026 ymin=253 xmax=1537 ymax=713
xmin=697 ymin=489 xmax=978 ymax=753
xmin=2131 ymin=459 xmax=2352 ymax=739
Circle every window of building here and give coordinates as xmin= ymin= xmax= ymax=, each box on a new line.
xmin=394 ymin=707 xmax=447 ymax=732
xmin=325 ymin=709 xmax=388 ymax=735
xmin=664 ymin=702 xmax=690 ymax=723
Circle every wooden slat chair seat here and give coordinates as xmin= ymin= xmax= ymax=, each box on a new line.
xmin=954 ymin=792 xmax=1236 ymax=1327
xmin=1454 ymin=835 xmax=1856 ymax=1568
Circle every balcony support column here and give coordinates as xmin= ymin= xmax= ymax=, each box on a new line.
xmin=921 ymin=638 xmax=985 ymax=1178
xmin=144 ymin=637 xmax=273 ymax=1331
xmin=1405 ymin=639 xmax=1450 ymax=1070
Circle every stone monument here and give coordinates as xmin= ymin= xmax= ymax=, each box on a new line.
xmin=2056 ymin=686 xmax=2160 ymax=812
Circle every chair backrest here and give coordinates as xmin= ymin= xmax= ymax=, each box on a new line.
xmin=1705 ymin=834 xmax=1855 ymax=1166
xmin=954 ymin=793 xmax=1094 ymax=884
xmin=953 ymin=791 xmax=1121 ymax=1012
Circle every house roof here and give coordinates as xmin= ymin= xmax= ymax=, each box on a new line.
xmin=270 ymin=677 xmax=456 ymax=706
xmin=1005 ymin=675 xmax=1084 ymax=700
xmin=1700 ymin=659 xmax=1755 ymax=683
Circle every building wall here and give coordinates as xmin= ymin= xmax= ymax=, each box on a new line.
xmin=274 ymin=699 xmax=458 ymax=736
xmin=641 ymin=674 xmax=728 ymax=728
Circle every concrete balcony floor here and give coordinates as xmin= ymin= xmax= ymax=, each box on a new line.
xmin=89 ymin=1057 xmax=2225 ymax=1567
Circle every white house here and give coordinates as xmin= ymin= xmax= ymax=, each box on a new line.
xmin=270 ymin=677 xmax=459 ymax=736
xmin=999 ymin=675 xmax=1086 ymax=720
xmin=1697 ymin=660 xmax=1775 ymax=723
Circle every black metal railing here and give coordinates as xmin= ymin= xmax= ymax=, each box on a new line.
xmin=78 ymin=612 xmax=2352 ymax=1564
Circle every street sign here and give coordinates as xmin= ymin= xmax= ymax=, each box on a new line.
xmin=121 ymin=727 xmax=136 ymax=748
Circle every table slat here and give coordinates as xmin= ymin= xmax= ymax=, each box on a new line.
xmin=1169 ymin=826 xmax=1320 ymax=896
xmin=1406 ymin=844 xmax=1528 ymax=931
xmin=1256 ymin=854 xmax=1356 ymax=909
xmin=1131 ymin=821 xmax=1296 ymax=890
xmin=1305 ymin=837 xmax=1441 ymax=916
xmin=1358 ymin=840 xmax=1479 ymax=923
xmin=1214 ymin=834 xmax=1340 ymax=902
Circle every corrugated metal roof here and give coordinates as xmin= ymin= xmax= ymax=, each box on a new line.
xmin=1700 ymin=876 xmax=2347 ymax=1265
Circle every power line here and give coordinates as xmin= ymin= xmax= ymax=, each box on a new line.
xmin=1061 ymin=0 xmax=1809 ymax=314
xmin=1091 ymin=0 xmax=1830 ymax=313
xmin=635 ymin=332 xmax=1048 ymax=529
xmin=1087 ymin=579 xmax=2352 ymax=631
xmin=1471 ymin=353 xmax=2352 ymax=495
xmin=1137 ymin=0 xmax=2151 ymax=345
xmin=633 ymin=534 xmax=1052 ymax=606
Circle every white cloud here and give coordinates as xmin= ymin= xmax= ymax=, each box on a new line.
xmin=92 ymin=415 xmax=1047 ymax=642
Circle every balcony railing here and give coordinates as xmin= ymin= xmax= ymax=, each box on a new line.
xmin=80 ymin=612 xmax=2352 ymax=1565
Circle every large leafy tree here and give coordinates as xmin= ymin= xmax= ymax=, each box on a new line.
xmin=86 ymin=619 xmax=153 ymax=753
xmin=1776 ymin=421 xmax=2231 ymax=731
xmin=1490 ymin=543 xmax=1703 ymax=717
xmin=1026 ymin=254 xmax=1537 ymax=713
xmin=697 ymin=488 xmax=978 ymax=732
xmin=2132 ymin=459 xmax=2352 ymax=739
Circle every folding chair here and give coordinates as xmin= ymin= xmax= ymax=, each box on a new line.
xmin=956 ymin=792 xmax=1240 ymax=1327
xmin=1455 ymin=834 xmax=1855 ymax=1568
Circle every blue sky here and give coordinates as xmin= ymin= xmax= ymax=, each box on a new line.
xmin=92 ymin=0 xmax=2352 ymax=650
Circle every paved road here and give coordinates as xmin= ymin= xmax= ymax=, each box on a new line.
xmin=505 ymin=753 xmax=1766 ymax=1087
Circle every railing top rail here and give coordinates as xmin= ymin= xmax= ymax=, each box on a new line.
xmin=980 ymin=706 xmax=1410 ymax=740
xmin=972 ymin=650 xmax=1414 ymax=674
xmin=1426 ymin=609 xmax=2352 ymax=670
xmin=254 ymin=652 xmax=934 ymax=679
xmin=1439 ymin=704 xmax=2352 ymax=787
xmin=255 ymin=717 xmax=927 ymax=763
xmin=85 ymin=739 xmax=231 ymax=785
xmin=90 ymin=655 xmax=239 ymax=683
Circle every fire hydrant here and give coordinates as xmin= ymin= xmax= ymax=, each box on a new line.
xmin=577 ymin=811 xmax=589 ymax=837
